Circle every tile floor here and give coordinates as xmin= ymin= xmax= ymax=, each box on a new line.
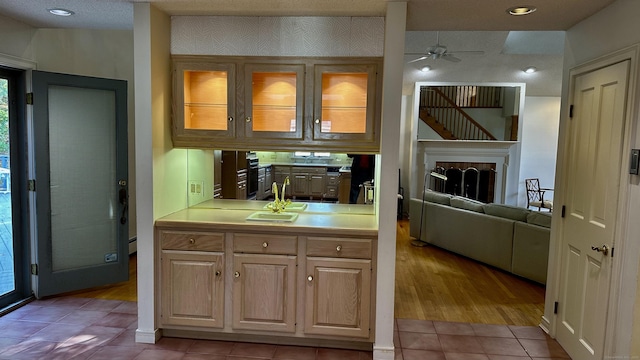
xmin=0 ymin=296 xmax=570 ymax=360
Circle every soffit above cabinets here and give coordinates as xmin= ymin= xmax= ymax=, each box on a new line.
xmin=0 ymin=0 xmax=616 ymax=31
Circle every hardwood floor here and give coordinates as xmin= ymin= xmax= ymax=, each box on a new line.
xmin=395 ymin=219 xmax=545 ymax=326
xmin=66 ymin=220 xmax=545 ymax=326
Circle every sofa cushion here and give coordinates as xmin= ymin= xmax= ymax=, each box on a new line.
xmin=450 ymin=197 xmax=485 ymax=213
xmin=483 ymin=203 xmax=531 ymax=222
xmin=423 ymin=190 xmax=452 ymax=205
xmin=527 ymin=212 xmax=552 ymax=228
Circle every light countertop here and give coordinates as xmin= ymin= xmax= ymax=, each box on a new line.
xmin=156 ymin=199 xmax=378 ymax=236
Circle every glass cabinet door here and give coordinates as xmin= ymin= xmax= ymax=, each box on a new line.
xmin=173 ymin=60 xmax=236 ymax=142
xmin=313 ymin=64 xmax=378 ymax=143
xmin=244 ymin=64 xmax=304 ymax=140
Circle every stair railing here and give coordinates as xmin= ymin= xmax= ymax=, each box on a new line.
xmin=421 ymin=87 xmax=497 ymax=140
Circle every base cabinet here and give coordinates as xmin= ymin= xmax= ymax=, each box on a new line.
xmin=232 ymin=253 xmax=297 ymax=332
xmin=159 ymin=231 xmax=225 ymax=328
xmin=304 ymin=258 xmax=371 ymax=338
xmin=156 ymin=225 xmax=376 ymax=347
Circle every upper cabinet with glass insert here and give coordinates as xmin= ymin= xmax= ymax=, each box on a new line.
xmin=244 ymin=64 xmax=304 ymax=140
xmin=171 ymin=56 xmax=382 ymax=152
xmin=173 ymin=59 xmax=236 ymax=145
xmin=313 ymin=64 xmax=378 ymax=144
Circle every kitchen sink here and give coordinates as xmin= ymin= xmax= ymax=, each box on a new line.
xmin=262 ymin=202 xmax=308 ymax=212
xmin=246 ymin=211 xmax=299 ymax=222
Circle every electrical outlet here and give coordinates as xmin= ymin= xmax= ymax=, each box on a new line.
xmin=188 ymin=180 xmax=205 ymax=197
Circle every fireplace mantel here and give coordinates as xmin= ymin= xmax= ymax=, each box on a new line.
xmin=415 ymin=140 xmax=520 ymax=204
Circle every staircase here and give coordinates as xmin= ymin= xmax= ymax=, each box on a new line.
xmin=420 ymin=108 xmax=457 ymax=140
xmin=419 ymin=86 xmax=498 ymax=141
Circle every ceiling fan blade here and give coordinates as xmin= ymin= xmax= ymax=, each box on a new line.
xmin=407 ymin=56 xmax=428 ymax=64
xmin=442 ymin=54 xmax=462 ymax=62
xmin=447 ymin=50 xmax=485 ymax=55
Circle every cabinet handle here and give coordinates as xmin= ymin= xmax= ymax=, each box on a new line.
xmin=215 ymin=270 xmax=221 ymax=276
xmin=189 ymin=238 xmax=195 ymax=244
xmin=307 ymin=275 xmax=313 ymax=282
xmin=314 ymin=119 xmax=320 ymax=124
xmin=234 ymin=271 xmax=240 ymax=278
xmin=245 ymin=117 xmax=251 ymax=123
xmin=228 ymin=116 xmax=233 ymax=122
xmin=336 ymin=245 xmax=342 ymax=252
xmin=262 ymin=242 xmax=268 ymax=248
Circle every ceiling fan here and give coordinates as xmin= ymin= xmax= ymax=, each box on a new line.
xmin=406 ymin=32 xmax=484 ymax=63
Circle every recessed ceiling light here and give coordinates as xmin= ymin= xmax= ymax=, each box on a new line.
xmin=420 ymin=66 xmax=432 ymax=72
xmin=507 ymin=6 xmax=537 ymax=16
xmin=48 ymin=8 xmax=75 ymax=16
xmin=524 ymin=66 xmax=537 ymax=73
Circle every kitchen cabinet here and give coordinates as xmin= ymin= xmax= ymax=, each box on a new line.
xmin=221 ymin=151 xmax=247 ymax=199
xmin=172 ymin=59 xmax=236 ymax=146
xmin=257 ymin=167 xmax=266 ymax=200
xmin=159 ymin=230 xmax=225 ymax=328
xmin=264 ymin=166 xmax=273 ymax=198
xmin=304 ymin=237 xmax=373 ymax=338
xmin=155 ymin=211 xmax=377 ymax=348
xmin=171 ymin=56 xmax=382 ymax=152
xmin=338 ymin=171 xmax=351 ymax=204
xmin=325 ymin=171 xmax=339 ymax=199
xmin=273 ymin=165 xmax=291 ymax=188
xmin=291 ymin=166 xmax=326 ymax=199
xmin=231 ymin=233 xmax=297 ymax=332
xmin=312 ymin=64 xmax=380 ymax=146
xmin=244 ymin=64 xmax=305 ymax=141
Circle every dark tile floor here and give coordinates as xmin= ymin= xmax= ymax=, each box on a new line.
xmin=0 ymin=296 xmax=570 ymax=360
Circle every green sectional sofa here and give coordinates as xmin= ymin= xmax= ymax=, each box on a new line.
xmin=409 ymin=190 xmax=551 ymax=284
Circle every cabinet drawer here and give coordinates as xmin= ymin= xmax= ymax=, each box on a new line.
xmin=306 ymin=237 xmax=372 ymax=259
xmin=161 ymin=231 xmax=225 ymax=251
xmin=233 ymin=233 xmax=298 ymax=255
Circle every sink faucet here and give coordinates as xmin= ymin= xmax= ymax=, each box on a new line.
xmin=268 ymin=176 xmax=291 ymax=213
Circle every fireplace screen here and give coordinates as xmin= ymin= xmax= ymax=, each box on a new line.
xmin=431 ymin=162 xmax=496 ymax=203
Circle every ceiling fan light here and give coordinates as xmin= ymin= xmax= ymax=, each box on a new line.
xmin=421 ymin=66 xmax=432 ymax=72
xmin=507 ymin=6 xmax=537 ymax=16
xmin=48 ymin=8 xmax=75 ymax=16
xmin=524 ymin=66 xmax=537 ymax=73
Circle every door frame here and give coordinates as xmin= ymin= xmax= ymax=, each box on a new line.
xmin=0 ymin=55 xmax=36 ymax=308
xmin=545 ymin=44 xmax=640 ymax=357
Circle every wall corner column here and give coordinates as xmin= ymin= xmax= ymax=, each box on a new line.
xmin=374 ymin=2 xmax=406 ymax=360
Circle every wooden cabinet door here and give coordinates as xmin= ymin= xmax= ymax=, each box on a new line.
xmin=160 ymin=251 xmax=224 ymax=328
xmin=172 ymin=58 xmax=236 ymax=146
xmin=309 ymin=174 xmax=325 ymax=198
xmin=244 ymin=63 xmax=305 ymax=141
xmin=312 ymin=64 xmax=380 ymax=146
xmin=291 ymin=174 xmax=309 ymax=197
xmin=232 ymin=253 xmax=297 ymax=332
xmin=304 ymin=257 xmax=371 ymax=338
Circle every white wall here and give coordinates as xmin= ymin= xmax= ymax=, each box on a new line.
xmin=545 ymin=0 xmax=640 ymax=356
xmin=0 ymin=14 xmax=35 ymax=61
xmin=517 ymin=96 xmax=560 ymax=207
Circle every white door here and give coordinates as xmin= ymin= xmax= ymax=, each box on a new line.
xmin=32 ymin=71 xmax=129 ymax=298
xmin=556 ymin=60 xmax=629 ymax=359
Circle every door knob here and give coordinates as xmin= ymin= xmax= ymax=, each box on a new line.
xmin=591 ymin=244 xmax=609 ymax=256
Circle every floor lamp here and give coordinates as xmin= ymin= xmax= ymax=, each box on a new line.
xmin=411 ymin=171 xmax=447 ymax=247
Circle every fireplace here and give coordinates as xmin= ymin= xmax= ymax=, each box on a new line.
xmin=431 ymin=161 xmax=496 ymax=203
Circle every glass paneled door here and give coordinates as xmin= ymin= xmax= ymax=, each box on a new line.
xmin=0 ymin=67 xmax=29 ymax=309
xmin=32 ymin=71 xmax=129 ymax=298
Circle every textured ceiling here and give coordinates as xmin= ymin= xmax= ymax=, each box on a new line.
xmin=0 ymin=0 xmax=613 ymax=97
xmin=0 ymin=0 xmax=616 ymax=31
